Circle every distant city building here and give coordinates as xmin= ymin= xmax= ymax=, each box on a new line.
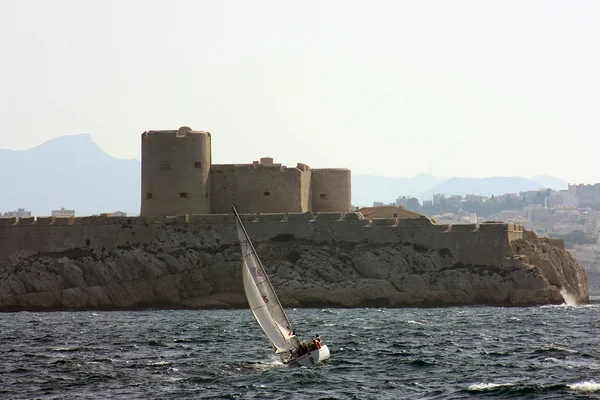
xmin=447 ymin=195 xmax=463 ymax=207
xmin=51 ymin=207 xmax=75 ymax=217
xmin=521 ymin=190 xmax=539 ymax=205
xmin=432 ymin=193 xmax=446 ymax=206
xmin=99 ymin=211 xmax=128 ymax=217
xmin=568 ymin=183 xmax=600 ymax=207
xmin=548 ymin=190 xmax=580 ymax=208
xmin=465 ymin=194 xmax=486 ymax=204
xmin=395 ymin=196 xmax=412 ymax=208
xmin=422 ymin=200 xmax=433 ymax=207
xmin=2 ymin=208 xmax=32 ymax=218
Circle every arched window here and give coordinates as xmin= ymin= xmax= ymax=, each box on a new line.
xmin=146 ymin=193 xmax=153 ymax=199
xmin=320 ymin=193 xmax=327 ymax=200
xmin=194 ymin=161 xmax=202 ymax=168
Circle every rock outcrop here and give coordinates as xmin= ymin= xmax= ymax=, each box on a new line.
xmin=0 ymin=228 xmax=588 ymax=310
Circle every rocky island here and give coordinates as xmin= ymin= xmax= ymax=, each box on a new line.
xmin=0 ymin=213 xmax=588 ymax=310
xmin=0 ymin=126 xmax=588 ymax=310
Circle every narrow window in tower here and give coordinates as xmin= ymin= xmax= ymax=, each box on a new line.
xmin=146 ymin=193 xmax=153 ymax=199
xmin=180 ymin=192 xmax=188 ymax=198
xmin=205 ymin=192 xmax=209 ymax=199
xmin=160 ymin=160 xmax=171 ymax=170
xmin=194 ymin=161 xmax=202 ymax=168
xmin=320 ymin=193 xmax=327 ymax=200
xmin=263 ymin=191 xmax=271 ymax=196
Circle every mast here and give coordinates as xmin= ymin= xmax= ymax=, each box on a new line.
xmin=232 ymin=206 xmax=295 ymax=330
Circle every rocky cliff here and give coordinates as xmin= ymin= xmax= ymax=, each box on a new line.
xmin=0 ymin=225 xmax=588 ymax=310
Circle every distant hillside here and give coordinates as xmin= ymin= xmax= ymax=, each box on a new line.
xmin=354 ymin=175 xmax=569 ymax=205
xmin=0 ymin=134 xmax=140 ymax=216
xmin=418 ymin=177 xmax=546 ymax=200
xmin=532 ymin=174 xmax=569 ymax=190
xmin=352 ymin=174 xmax=445 ymax=207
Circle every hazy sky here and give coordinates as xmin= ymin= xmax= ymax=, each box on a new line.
xmin=1 ymin=1 xmax=599 ymax=183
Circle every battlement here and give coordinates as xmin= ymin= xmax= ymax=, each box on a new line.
xmin=398 ymin=218 xmax=434 ymax=227
xmin=211 ymin=162 xmax=307 ymax=173
xmin=0 ymin=215 xmax=522 ymax=234
xmin=449 ymin=224 xmax=477 ymax=232
xmin=141 ymin=126 xmax=211 ymax=139
xmin=0 ymin=215 xmax=523 ymax=269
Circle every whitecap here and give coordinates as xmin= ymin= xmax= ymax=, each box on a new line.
xmin=407 ymin=320 xmax=424 ymax=325
xmin=568 ymin=380 xmax=600 ymax=393
xmin=468 ymin=382 xmax=514 ymax=391
xmin=560 ymin=289 xmax=579 ymax=306
xmin=150 ymin=361 xmax=170 ymax=366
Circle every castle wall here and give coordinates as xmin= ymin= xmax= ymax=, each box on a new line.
xmin=141 ymin=126 xmax=211 ymax=217
xmin=310 ymin=169 xmax=352 ymax=212
xmin=0 ymin=216 xmax=523 ymax=270
xmin=210 ymin=163 xmax=311 ymax=214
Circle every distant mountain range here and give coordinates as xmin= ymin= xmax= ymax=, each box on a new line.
xmin=0 ymin=135 xmax=571 ymax=215
xmin=0 ymin=134 xmax=140 ymax=216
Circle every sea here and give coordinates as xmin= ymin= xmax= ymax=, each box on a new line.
xmin=2 ymin=306 xmax=600 ymax=399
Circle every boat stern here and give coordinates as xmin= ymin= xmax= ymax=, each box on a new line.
xmin=295 ymin=345 xmax=330 ymax=367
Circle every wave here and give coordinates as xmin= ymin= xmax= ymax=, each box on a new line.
xmin=568 ymin=380 xmax=600 ymax=393
xmin=560 ymin=289 xmax=579 ymax=306
xmin=468 ymin=382 xmax=567 ymax=396
xmin=468 ymin=382 xmax=514 ymax=391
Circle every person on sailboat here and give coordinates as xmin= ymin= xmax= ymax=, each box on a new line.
xmin=313 ymin=334 xmax=322 ymax=349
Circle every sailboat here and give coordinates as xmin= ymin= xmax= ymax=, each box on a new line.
xmin=232 ymin=206 xmax=331 ymax=367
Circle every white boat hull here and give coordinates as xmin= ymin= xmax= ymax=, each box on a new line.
xmin=293 ymin=345 xmax=330 ymax=367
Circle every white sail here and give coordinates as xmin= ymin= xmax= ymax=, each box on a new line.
xmin=234 ymin=211 xmax=300 ymax=353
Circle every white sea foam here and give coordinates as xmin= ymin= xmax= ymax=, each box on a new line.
xmin=407 ymin=320 xmax=424 ymax=325
xmin=568 ymin=380 xmax=600 ymax=393
xmin=468 ymin=382 xmax=513 ymax=391
xmin=150 ymin=361 xmax=170 ymax=366
xmin=560 ymin=289 xmax=579 ymax=306
xmin=543 ymin=357 xmax=560 ymax=362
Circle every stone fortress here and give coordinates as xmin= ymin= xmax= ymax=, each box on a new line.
xmin=141 ymin=126 xmax=351 ymax=217
xmin=0 ymin=126 xmax=589 ymax=310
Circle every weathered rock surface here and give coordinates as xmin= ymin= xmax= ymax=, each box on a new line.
xmin=0 ymin=230 xmax=588 ymax=310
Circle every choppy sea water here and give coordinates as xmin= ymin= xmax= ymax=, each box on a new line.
xmin=1 ymin=306 xmax=600 ymax=399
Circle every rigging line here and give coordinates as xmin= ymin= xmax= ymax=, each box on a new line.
xmin=232 ymin=206 xmax=295 ymax=330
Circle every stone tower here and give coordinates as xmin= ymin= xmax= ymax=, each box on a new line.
xmin=311 ymin=168 xmax=352 ymax=212
xmin=140 ymin=126 xmax=211 ymax=217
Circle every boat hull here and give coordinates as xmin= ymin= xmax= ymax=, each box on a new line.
xmin=293 ymin=345 xmax=330 ymax=367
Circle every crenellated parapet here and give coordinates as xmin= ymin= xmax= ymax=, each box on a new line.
xmin=0 ymin=214 xmax=525 ymax=234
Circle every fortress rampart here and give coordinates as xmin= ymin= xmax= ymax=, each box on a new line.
xmin=310 ymin=169 xmax=352 ymax=212
xmin=141 ymin=126 xmax=212 ymax=217
xmin=140 ymin=127 xmax=352 ymax=217
xmin=0 ymin=214 xmax=523 ymax=269
xmin=210 ymin=161 xmax=312 ymax=214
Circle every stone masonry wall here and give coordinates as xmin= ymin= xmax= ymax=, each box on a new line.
xmin=141 ymin=127 xmax=212 ymax=217
xmin=310 ymin=169 xmax=352 ymax=213
xmin=210 ymin=165 xmax=310 ymax=214
xmin=0 ymin=214 xmax=521 ymax=269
